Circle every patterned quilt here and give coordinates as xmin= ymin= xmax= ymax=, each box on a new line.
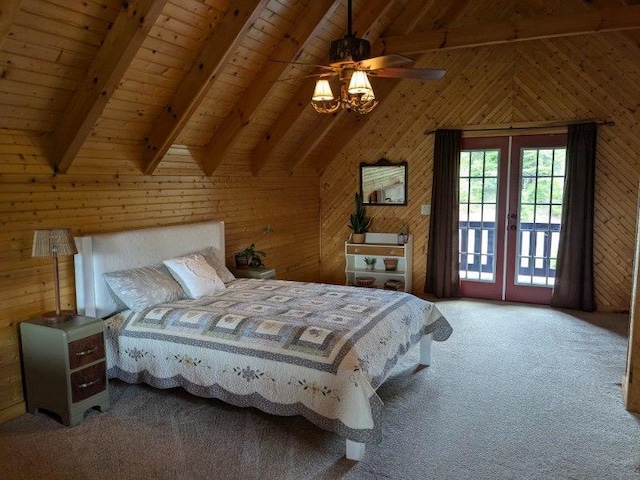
xmin=104 ymin=278 xmax=452 ymax=443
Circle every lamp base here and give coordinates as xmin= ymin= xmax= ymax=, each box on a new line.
xmin=41 ymin=310 xmax=76 ymax=323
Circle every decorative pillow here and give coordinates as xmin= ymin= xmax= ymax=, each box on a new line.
xmin=192 ymin=247 xmax=235 ymax=283
xmin=163 ymin=254 xmax=226 ymax=299
xmin=103 ymin=264 xmax=185 ymax=312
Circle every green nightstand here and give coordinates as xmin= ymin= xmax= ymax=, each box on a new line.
xmin=231 ymin=266 xmax=276 ymax=279
xmin=20 ymin=315 xmax=109 ymax=426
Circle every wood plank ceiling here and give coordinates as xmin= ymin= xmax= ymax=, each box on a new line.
xmin=2 ymin=0 xmax=639 ymax=178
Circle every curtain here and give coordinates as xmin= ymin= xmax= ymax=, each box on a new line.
xmin=551 ymin=122 xmax=597 ymax=311
xmin=425 ymin=129 xmax=462 ymax=297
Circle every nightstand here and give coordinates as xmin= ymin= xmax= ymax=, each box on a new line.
xmin=231 ymin=266 xmax=276 ymax=279
xmin=20 ymin=315 xmax=109 ymax=426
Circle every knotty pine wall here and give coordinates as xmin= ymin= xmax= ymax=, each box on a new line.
xmin=320 ymin=35 xmax=640 ymax=312
xmin=2 ymin=31 xmax=640 ymax=424
xmin=0 ymin=132 xmax=320 ymax=422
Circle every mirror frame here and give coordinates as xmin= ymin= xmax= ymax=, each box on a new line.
xmin=360 ymin=158 xmax=408 ymax=206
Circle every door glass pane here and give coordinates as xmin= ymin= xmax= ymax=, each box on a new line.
xmin=459 ymin=149 xmax=500 ymax=282
xmin=516 ymin=147 xmax=566 ymax=286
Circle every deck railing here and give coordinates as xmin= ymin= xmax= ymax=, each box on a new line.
xmin=459 ymin=221 xmax=561 ymax=280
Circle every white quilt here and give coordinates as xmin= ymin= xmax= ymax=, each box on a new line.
xmin=104 ymin=279 xmax=451 ymax=442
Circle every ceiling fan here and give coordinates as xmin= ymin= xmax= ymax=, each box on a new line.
xmin=306 ymin=0 xmax=446 ymax=114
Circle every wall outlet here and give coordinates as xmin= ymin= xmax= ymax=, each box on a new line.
xmin=421 ymin=204 xmax=431 ymax=215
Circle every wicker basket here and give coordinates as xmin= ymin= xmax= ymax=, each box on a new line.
xmin=355 ymin=277 xmax=375 ymax=287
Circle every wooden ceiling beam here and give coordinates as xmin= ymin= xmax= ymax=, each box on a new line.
xmin=0 ymin=0 xmax=22 ymax=52
xmin=430 ymin=0 xmax=471 ymax=30
xmin=249 ymin=0 xmax=394 ymax=176
xmin=142 ymin=0 xmax=267 ymax=175
xmin=51 ymin=0 xmax=168 ymax=174
xmin=373 ymin=5 xmax=640 ymax=56
xmin=200 ymin=0 xmax=339 ymax=176
xmin=584 ymin=0 xmax=640 ymax=45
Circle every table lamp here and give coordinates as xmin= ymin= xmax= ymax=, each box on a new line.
xmin=32 ymin=228 xmax=78 ymax=322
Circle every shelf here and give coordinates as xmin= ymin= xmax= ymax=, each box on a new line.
xmin=345 ymin=244 xmax=405 ymax=256
xmin=345 ymin=234 xmax=412 ymax=293
xmin=348 ymin=268 xmax=405 ymax=276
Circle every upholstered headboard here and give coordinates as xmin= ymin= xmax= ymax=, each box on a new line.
xmin=74 ymin=221 xmax=225 ymax=319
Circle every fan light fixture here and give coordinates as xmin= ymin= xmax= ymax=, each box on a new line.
xmin=311 ymin=71 xmax=378 ymax=115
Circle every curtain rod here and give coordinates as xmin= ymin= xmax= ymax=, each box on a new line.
xmin=424 ymin=120 xmax=615 ymax=136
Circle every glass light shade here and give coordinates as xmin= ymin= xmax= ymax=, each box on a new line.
xmin=347 ymin=71 xmax=373 ymax=95
xmin=312 ymin=79 xmax=335 ymax=101
xmin=361 ymin=90 xmax=376 ymax=101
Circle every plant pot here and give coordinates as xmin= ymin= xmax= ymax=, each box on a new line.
xmin=383 ymin=258 xmax=398 ymax=271
xmin=365 ymin=264 xmax=375 ymax=271
xmin=351 ymin=233 xmax=366 ymax=244
xmin=234 ymin=255 xmax=249 ymax=269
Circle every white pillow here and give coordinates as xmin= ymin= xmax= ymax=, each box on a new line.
xmin=103 ymin=264 xmax=184 ymax=312
xmin=163 ymin=254 xmax=226 ymax=299
xmin=192 ymin=247 xmax=235 ymax=283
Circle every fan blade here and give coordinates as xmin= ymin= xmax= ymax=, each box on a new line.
xmin=269 ymin=58 xmax=337 ymax=71
xmin=266 ymin=71 xmax=337 ymax=84
xmin=355 ymin=54 xmax=414 ymax=71
xmin=369 ymin=67 xmax=446 ymax=80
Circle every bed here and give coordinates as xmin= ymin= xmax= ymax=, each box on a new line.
xmin=74 ymin=221 xmax=452 ymax=460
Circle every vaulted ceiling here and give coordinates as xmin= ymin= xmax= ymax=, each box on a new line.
xmin=1 ymin=0 xmax=639 ymax=177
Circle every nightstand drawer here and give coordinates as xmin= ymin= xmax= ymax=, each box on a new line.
xmin=71 ymin=361 xmax=106 ymax=403
xmin=69 ymin=332 xmax=105 ymax=369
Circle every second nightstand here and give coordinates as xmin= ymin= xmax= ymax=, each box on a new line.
xmin=231 ymin=266 xmax=276 ymax=279
xmin=20 ymin=315 xmax=109 ymax=426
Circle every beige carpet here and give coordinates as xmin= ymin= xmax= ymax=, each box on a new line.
xmin=1 ymin=299 xmax=639 ymax=479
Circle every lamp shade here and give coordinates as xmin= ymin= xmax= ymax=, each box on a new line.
xmin=312 ymin=79 xmax=335 ymax=101
xmin=347 ymin=71 xmax=373 ymax=95
xmin=32 ymin=229 xmax=77 ymax=257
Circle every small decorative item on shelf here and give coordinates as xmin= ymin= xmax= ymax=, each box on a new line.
xmin=363 ymin=257 xmax=377 ymax=270
xmin=348 ymin=192 xmax=371 ymax=244
xmin=355 ymin=276 xmax=375 ymax=287
xmin=383 ymin=257 xmax=399 ymax=271
xmin=384 ymin=279 xmax=405 ymax=291
xmin=235 ymin=225 xmax=274 ymax=269
xmin=397 ymin=224 xmax=409 ymax=245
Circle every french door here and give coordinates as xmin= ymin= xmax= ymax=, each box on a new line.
xmin=458 ymin=134 xmax=567 ymax=304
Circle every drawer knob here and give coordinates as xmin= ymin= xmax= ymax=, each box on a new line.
xmin=77 ymin=378 xmax=101 ymax=389
xmin=75 ymin=346 xmax=98 ymax=357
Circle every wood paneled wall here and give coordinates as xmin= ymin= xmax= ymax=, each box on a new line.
xmin=0 ymin=131 xmax=320 ymax=422
xmin=2 ymin=2 xmax=640 ymax=425
xmin=319 ymin=35 xmax=640 ymax=313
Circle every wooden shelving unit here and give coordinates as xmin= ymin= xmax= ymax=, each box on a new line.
xmin=345 ymin=233 xmax=412 ymax=292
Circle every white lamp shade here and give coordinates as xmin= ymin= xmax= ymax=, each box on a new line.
xmin=32 ymin=228 xmax=78 ymax=257
xmin=348 ymin=71 xmax=373 ymax=95
xmin=312 ymin=79 xmax=335 ymax=101
xmin=362 ymin=90 xmax=376 ymax=101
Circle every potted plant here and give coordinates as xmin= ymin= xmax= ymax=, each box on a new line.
xmin=383 ymin=257 xmax=398 ymax=271
xmin=364 ymin=257 xmax=377 ymax=270
xmin=235 ymin=225 xmax=274 ymax=269
xmin=348 ymin=192 xmax=371 ymax=244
